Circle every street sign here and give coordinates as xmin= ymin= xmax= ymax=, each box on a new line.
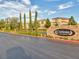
xmin=54 ymin=29 xmax=75 ymax=36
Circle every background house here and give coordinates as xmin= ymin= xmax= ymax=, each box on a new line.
xmin=21 ymin=17 xmax=73 ymax=30
xmin=37 ymin=20 xmax=46 ymax=30
xmin=50 ymin=17 xmax=70 ymax=26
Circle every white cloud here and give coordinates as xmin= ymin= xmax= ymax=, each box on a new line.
xmin=38 ymin=10 xmax=42 ymax=13
xmin=31 ymin=5 xmax=39 ymax=12
xmin=22 ymin=0 xmax=31 ymax=5
xmin=0 ymin=0 xmax=43 ymax=21
xmin=0 ymin=0 xmax=31 ymax=12
xmin=48 ymin=10 xmax=56 ymax=15
xmin=41 ymin=10 xmax=56 ymax=15
xmin=0 ymin=0 xmax=39 ymax=12
xmin=37 ymin=9 xmax=56 ymax=16
xmin=0 ymin=1 xmax=28 ymax=12
xmin=0 ymin=0 xmax=32 ymax=19
xmin=44 ymin=10 xmax=48 ymax=13
xmin=58 ymin=2 xmax=74 ymax=9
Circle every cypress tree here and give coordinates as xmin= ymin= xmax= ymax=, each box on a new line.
xmin=20 ymin=13 xmax=22 ymax=30
xmin=34 ymin=11 xmax=38 ymax=36
xmin=24 ymin=13 xmax=26 ymax=31
xmin=29 ymin=10 xmax=33 ymax=33
xmin=6 ymin=18 xmax=10 ymax=30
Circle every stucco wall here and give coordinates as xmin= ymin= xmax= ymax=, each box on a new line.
xmin=47 ymin=25 xmax=79 ymax=40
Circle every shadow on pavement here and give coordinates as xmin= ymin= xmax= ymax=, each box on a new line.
xmin=6 ymin=47 xmax=31 ymax=59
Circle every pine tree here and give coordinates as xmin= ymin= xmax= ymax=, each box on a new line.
xmin=45 ymin=18 xmax=51 ymax=28
xmin=68 ymin=16 xmax=77 ymax=25
xmin=24 ymin=13 xmax=26 ymax=31
xmin=20 ymin=13 xmax=22 ymax=30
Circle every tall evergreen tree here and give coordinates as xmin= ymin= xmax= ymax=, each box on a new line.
xmin=29 ymin=10 xmax=33 ymax=31
xmin=19 ymin=13 xmax=22 ymax=30
xmin=45 ymin=18 xmax=51 ymax=28
xmin=6 ymin=18 xmax=10 ymax=30
xmin=34 ymin=11 xmax=38 ymax=35
xmin=24 ymin=13 xmax=26 ymax=31
xmin=68 ymin=16 xmax=77 ymax=25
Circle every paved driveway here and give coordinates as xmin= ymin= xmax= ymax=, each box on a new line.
xmin=0 ymin=32 xmax=79 ymax=59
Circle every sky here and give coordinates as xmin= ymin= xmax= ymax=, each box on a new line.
xmin=0 ymin=0 xmax=79 ymax=22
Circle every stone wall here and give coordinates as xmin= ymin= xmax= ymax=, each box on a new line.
xmin=47 ymin=25 xmax=79 ymax=40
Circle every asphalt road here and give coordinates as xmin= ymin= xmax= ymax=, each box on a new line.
xmin=0 ymin=32 xmax=79 ymax=59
